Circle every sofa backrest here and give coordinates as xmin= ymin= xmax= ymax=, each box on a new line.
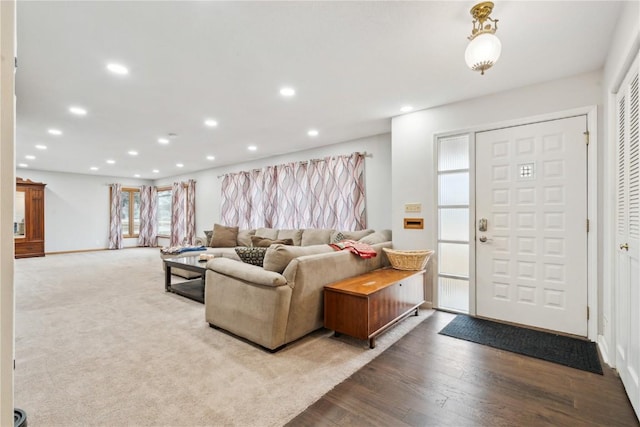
xmin=262 ymin=244 xmax=334 ymax=273
xmin=281 ymin=241 xmax=392 ymax=342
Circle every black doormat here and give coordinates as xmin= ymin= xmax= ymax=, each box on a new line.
xmin=439 ymin=315 xmax=603 ymax=374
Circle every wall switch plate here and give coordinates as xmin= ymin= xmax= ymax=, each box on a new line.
xmin=405 ymin=203 xmax=421 ymax=213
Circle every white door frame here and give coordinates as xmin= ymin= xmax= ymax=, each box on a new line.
xmin=434 ymin=105 xmax=598 ymax=340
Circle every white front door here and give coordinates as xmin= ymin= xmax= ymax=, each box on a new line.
xmin=475 ymin=116 xmax=588 ymax=336
xmin=615 ymin=52 xmax=639 ymax=418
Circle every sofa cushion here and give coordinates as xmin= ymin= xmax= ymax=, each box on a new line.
xmin=277 ymin=229 xmax=303 ymax=246
xmin=235 ymin=247 xmax=267 ymax=267
xmin=255 ymin=227 xmax=279 ymax=240
xmin=251 ymin=236 xmax=294 ymax=247
xmin=210 ymin=224 xmax=239 ymax=247
xmin=237 ymin=229 xmax=256 ymax=247
xmin=359 ymin=229 xmax=392 ymax=245
xmin=331 ymin=229 xmax=374 ymax=243
xmin=300 ymin=229 xmax=335 ymax=246
xmin=263 ymin=244 xmax=334 ymax=273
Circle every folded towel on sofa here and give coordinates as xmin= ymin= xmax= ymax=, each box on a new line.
xmin=330 ymin=240 xmax=377 ymax=259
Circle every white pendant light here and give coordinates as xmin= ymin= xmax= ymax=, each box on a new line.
xmin=465 ymin=2 xmax=501 ymax=75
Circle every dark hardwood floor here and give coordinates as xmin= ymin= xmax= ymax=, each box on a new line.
xmin=288 ymin=311 xmax=639 ymax=427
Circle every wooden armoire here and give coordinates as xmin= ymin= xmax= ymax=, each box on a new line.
xmin=15 ymin=178 xmax=46 ymax=258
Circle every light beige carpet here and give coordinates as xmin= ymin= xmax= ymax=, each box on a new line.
xmin=14 ymin=248 xmax=432 ymax=426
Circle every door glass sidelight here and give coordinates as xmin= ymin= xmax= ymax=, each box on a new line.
xmin=437 ymin=134 xmax=470 ymax=313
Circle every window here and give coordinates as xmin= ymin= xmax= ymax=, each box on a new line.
xmin=436 ymin=134 xmax=470 ymax=313
xmin=121 ymin=188 xmax=141 ymax=238
xmin=157 ymin=188 xmax=171 ymax=237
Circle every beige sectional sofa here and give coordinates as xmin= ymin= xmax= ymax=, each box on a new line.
xmin=198 ymin=227 xmax=393 ymax=350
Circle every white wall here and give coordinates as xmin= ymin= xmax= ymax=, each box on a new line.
xmin=391 ymin=70 xmax=603 ymax=311
xmin=15 ymin=169 xmax=152 ymax=252
xmin=391 ymin=70 xmax=603 ymax=250
xmin=15 ymin=133 xmax=390 ymax=252
xmin=155 ymin=133 xmax=392 ymax=245
xmin=600 ymin=0 xmax=640 ymax=365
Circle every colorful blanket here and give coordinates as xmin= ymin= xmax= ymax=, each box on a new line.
xmin=329 ymin=240 xmax=377 ymax=259
xmin=160 ymin=245 xmax=206 ymax=255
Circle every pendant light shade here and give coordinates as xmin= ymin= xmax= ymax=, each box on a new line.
xmin=465 ymin=32 xmax=502 ymax=75
xmin=465 ymin=2 xmax=501 ymax=75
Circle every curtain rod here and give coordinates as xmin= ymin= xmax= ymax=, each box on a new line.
xmin=217 ymin=151 xmax=370 ymax=179
xmin=105 ymin=180 xmax=196 ymax=186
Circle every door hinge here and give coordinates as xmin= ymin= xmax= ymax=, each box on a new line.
xmin=587 ymin=306 xmax=590 ymax=320
xmin=586 ymin=219 xmax=590 ymax=232
xmin=584 ymin=131 xmax=590 ymax=145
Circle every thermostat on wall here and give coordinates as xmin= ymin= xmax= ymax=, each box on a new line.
xmin=405 ymin=203 xmax=421 ymax=213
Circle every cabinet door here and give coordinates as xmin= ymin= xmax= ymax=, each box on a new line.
xmin=397 ymin=274 xmax=425 ymax=312
xmin=29 ymin=186 xmax=45 ymax=241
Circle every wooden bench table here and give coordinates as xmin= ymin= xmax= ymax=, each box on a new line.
xmin=324 ymin=268 xmax=425 ymax=348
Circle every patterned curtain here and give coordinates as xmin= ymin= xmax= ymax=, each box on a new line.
xmin=220 ymin=152 xmax=366 ymax=230
xmin=108 ymin=183 xmax=123 ymax=249
xmin=138 ymin=185 xmax=158 ymax=247
xmin=185 ymin=179 xmax=196 ymax=245
xmin=170 ymin=182 xmax=186 ymax=246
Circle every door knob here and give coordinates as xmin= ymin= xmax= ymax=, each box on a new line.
xmin=620 ymin=243 xmax=629 ymax=251
xmin=479 ymin=236 xmax=488 ymax=243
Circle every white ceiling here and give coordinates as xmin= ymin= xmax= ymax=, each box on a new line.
xmin=15 ymin=1 xmax=623 ymax=179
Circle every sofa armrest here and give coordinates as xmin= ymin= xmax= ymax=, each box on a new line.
xmin=206 ymin=258 xmax=287 ymax=287
xmin=194 ymin=236 xmax=208 ymax=246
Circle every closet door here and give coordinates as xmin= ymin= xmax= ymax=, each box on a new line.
xmin=615 ymin=51 xmax=639 ymax=419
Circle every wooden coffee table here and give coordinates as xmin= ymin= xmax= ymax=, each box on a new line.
xmin=164 ymin=256 xmax=208 ymax=303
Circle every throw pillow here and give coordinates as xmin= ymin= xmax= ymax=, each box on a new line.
xmin=250 ymin=236 xmax=294 ymax=248
xmin=332 ymin=231 xmax=345 ymax=243
xmin=254 ymin=227 xmax=279 ymax=240
xmin=237 ymin=229 xmax=256 ymax=247
xmin=277 ymin=229 xmax=303 ymax=246
xmin=235 ymin=247 xmax=267 ymax=267
xmin=359 ymin=230 xmax=392 ymax=245
xmin=300 ymin=229 xmax=335 ymax=246
xmin=210 ymin=224 xmax=239 ymax=247
xmin=331 ymin=229 xmax=374 ymax=243
xmin=204 ymin=230 xmax=213 ymax=247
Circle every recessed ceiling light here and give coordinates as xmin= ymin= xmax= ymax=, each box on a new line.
xmin=48 ymin=129 xmax=62 ymax=135
xmin=158 ymin=138 xmax=169 ymax=144
xmin=18 ymin=163 xmax=28 ymax=168
xmin=134 ymin=174 xmax=141 ymax=178
xmin=106 ymin=159 xmax=116 ymax=164
xmin=279 ymin=87 xmax=295 ymax=97
xmin=247 ymin=145 xmax=257 ymax=151
xmin=107 ymin=63 xmax=129 ymax=75
xmin=69 ymin=106 xmax=87 ymax=116
xmin=90 ymin=166 xmax=98 ymax=171
xmin=35 ymin=144 xmax=47 ymax=150
xmin=400 ymin=105 xmax=414 ymax=113
xmin=25 ymin=155 xmax=35 ymax=160
xmin=206 ymin=155 xmax=215 ymax=161
xmin=307 ymin=129 xmax=319 ymax=137
xmin=204 ymin=119 xmax=218 ymax=127
xmin=152 ymin=169 xmax=159 ymax=173
xmin=176 ymin=163 xmax=184 ymax=168
xmin=128 ymin=150 xmax=138 ymax=156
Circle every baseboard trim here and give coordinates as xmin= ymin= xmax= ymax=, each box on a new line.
xmin=597 ymin=334 xmax=612 ymax=368
xmin=420 ymin=301 xmax=433 ymax=310
xmin=46 ymin=246 xmax=159 ymax=256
